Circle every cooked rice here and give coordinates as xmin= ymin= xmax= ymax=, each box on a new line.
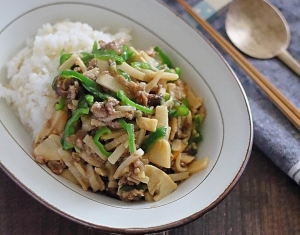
xmin=0 ymin=21 xmax=131 ymax=138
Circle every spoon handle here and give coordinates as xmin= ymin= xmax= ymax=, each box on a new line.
xmin=277 ymin=50 xmax=300 ymax=77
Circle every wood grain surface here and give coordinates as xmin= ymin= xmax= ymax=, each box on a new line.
xmin=1 ymin=146 xmax=300 ymax=235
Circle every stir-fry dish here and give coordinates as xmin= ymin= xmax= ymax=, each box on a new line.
xmin=33 ymin=39 xmax=208 ymax=202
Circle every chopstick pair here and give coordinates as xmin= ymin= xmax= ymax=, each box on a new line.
xmin=177 ymin=0 xmax=300 ymax=130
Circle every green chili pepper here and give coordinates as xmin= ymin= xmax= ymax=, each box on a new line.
xmin=131 ymin=62 xmax=152 ymax=70
xmin=119 ymin=118 xmax=136 ymax=154
xmin=93 ymin=127 xmax=112 ymax=158
xmin=116 ymin=90 xmax=154 ymax=114
xmin=154 ymin=46 xmax=174 ymax=68
xmin=141 ymin=126 xmax=167 ymax=153
xmin=60 ymin=70 xmax=108 ymax=100
xmin=94 ymin=49 xmax=124 ymax=64
xmin=117 ymin=68 xmax=131 ymax=81
xmin=61 ymin=107 xmax=89 ymax=150
xmin=55 ymin=97 xmax=65 ymax=111
xmin=59 ymin=50 xmax=72 ymax=66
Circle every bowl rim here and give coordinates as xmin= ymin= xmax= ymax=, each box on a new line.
xmin=0 ymin=0 xmax=253 ymax=234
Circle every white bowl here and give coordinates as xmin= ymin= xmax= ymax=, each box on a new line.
xmin=0 ymin=1 xmax=253 ymax=234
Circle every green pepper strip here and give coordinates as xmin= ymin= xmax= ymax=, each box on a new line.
xmin=190 ymin=114 xmax=203 ymax=144
xmin=116 ymin=90 xmax=154 ymax=114
xmin=78 ymin=97 xmax=88 ymax=108
xmin=141 ymin=126 xmax=167 ymax=153
xmin=121 ymin=45 xmax=135 ymax=62
xmin=85 ymin=94 xmax=94 ymax=106
xmin=164 ymin=93 xmax=171 ymax=102
xmin=181 ymin=97 xmax=190 ymax=109
xmin=121 ymin=45 xmax=130 ymax=62
xmin=131 ymin=62 xmax=152 ymax=70
xmin=119 ymin=119 xmax=136 ymax=154
xmin=59 ymin=50 xmax=72 ymax=66
xmin=62 ymin=107 xmax=89 ymax=150
xmin=77 ymin=94 xmax=94 ymax=108
xmin=60 ymin=70 xmax=108 ymax=100
xmin=195 ymin=114 xmax=202 ymax=132
xmin=93 ymin=127 xmax=112 ymax=158
xmin=55 ymin=97 xmax=65 ymax=111
xmin=154 ymin=46 xmax=174 ymax=68
xmin=92 ymin=41 xmax=98 ymax=54
xmin=80 ymin=52 xmax=94 ymax=65
xmin=117 ymin=67 xmax=131 ymax=81
xmin=94 ymin=49 xmax=124 ymax=64
xmin=169 ymin=105 xmax=189 ymax=117
xmin=120 ymin=183 xmax=147 ymax=192
xmin=175 ymin=67 xmax=182 ymax=77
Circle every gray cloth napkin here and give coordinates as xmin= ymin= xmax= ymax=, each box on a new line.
xmin=163 ymin=0 xmax=300 ymax=184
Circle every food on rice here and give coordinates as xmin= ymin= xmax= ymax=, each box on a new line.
xmin=1 ymin=21 xmax=208 ymax=202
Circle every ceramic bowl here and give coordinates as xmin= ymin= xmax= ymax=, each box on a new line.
xmin=0 ymin=1 xmax=253 ymax=234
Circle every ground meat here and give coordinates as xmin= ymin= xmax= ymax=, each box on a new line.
xmin=117 ymin=175 xmax=145 ymax=202
xmin=66 ymin=129 xmax=87 ymax=150
xmin=84 ymin=68 xmax=100 ymax=80
xmin=105 ymin=120 xmax=122 ymax=129
xmin=91 ymin=97 xmax=119 ymax=119
xmin=118 ymin=189 xmax=144 ymax=202
xmin=47 ymin=160 xmax=66 ymax=174
xmin=98 ymin=39 xmax=125 ymax=54
xmin=53 ymin=76 xmax=80 ymax=99
xmin=73 ymin=66 xmax=82 ymax=73
xmin=136 ymin=90 xmax=148 ymax=106
xmin=67 ymin=100 xmax=78 ymax=110
xmin=106 ymin=97 xmax=119 ymax=114
xmin=71 ymin=152 xmax=82 ymax=162
xmin=91 ymin=102 xmax=106 ymax=118
xmin=68 ymin=85 xmax=77 ymax=100
xmin=145 ymin=47 xmax=156 ymax=57
xmin=108 ymin=60 xmax=117 ymax=76
xmin=87 ymin=58 xmax=98 ymax=70
xmin=128 ymin=81 xmax=146 ymax=98
xmin=128 ymin=81 xmax=163 ymax=107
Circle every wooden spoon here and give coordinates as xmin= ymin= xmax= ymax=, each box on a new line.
xmin=225 ymin=0 xmax=300 ymax=76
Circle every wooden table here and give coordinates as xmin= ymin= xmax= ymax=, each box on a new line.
xmin=1 ymin=145 xmax=300 ymax=235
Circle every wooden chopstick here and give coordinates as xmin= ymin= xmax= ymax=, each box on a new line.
xmin=177 ymin=0 xmax=300 ymax=130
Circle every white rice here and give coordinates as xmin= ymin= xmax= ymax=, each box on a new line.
xmin=0 ymin=20 xmax=132 ymax=138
